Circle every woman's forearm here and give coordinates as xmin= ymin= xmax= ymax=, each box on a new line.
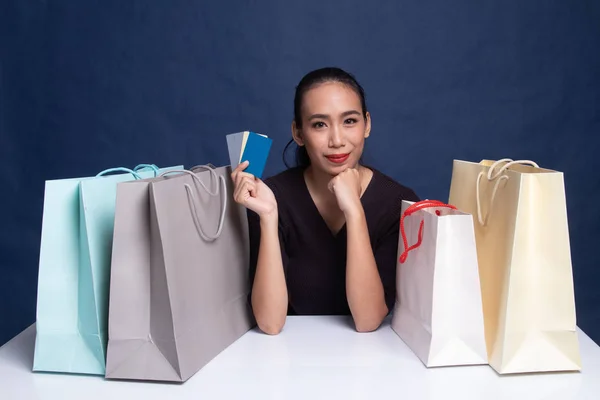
xmin=345 ymin=207 xmax=388 ymax=332
xmin=251 ymin=214 xmax=288 ymax=335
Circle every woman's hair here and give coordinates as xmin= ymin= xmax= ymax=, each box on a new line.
xmin=283 ymin=67 xmax=368 ymax=168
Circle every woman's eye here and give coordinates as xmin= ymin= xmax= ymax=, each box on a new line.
xmin=344 ymin=118 xmax=357 ymax=124
xmin=312 ymin=121 xmax=326 ymax=129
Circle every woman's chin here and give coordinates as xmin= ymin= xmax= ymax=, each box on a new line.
xmin=311 ymin=157 xmax=358 ymax=176
xmin=323 ymin=162 xmax=355 ymax=175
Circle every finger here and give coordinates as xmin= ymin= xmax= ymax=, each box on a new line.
xmin=231 ymin=164 xmax=241 ymax=180
xmin=234 ymin=178 xmax=257 ymax=203
xmin=236 ymin=160 xmax=250 ymax=173
xmin=231 ymin=161 xmax=251 ymax=180
xmin=241 ymin=182 xmax=258 ymax=206
xmin=233 ymin=176 xmax=249 ymax=199
xmin=239 ymin=175 xmax=255 ymax=190
xmin=247 ymin=180 xmax=257 ymax=198
xmin=327 ymin=179 xmax=336 ymax=193
xmin=234 ymin=182 xmax=250 ymax=204
xmin=234 ymin=178 xmax=251 ymax=200
xmin=235 ymin=171 xmax=254 ymax=187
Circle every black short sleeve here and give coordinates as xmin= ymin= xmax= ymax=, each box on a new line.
xmin=244 ymin=166 xmax=419 ymax=317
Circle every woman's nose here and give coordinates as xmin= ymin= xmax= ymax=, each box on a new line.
xmin=329 ymin=126 xmax=344 ymax=147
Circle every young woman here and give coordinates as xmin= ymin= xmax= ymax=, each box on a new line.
xmin=231 ymin=67 xmax=419 ymax=335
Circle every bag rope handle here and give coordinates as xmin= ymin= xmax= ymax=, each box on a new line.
xmin=96 ymin=167 xmax=143 ymax=180
xmin=158 ymin=167 xmax=227 ymax=241
xmin=133 ymin=164 xmax=160 ymax=176
xmin=398 ymin=200 xmax=457 ymax=264
xmin=476 ymin=159 xmax=539 ymax=226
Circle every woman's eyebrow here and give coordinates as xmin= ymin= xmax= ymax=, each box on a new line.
xmin=340 ymin=110 xmax=361 ymax=117
xmin=308 ymin=110 xmax=361 ymax=120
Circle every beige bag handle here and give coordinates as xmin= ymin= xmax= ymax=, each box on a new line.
xmin=476 ymin=159 xmax=539 ymax=226
xmin=158 ymin=166 xmax=227 ymax=242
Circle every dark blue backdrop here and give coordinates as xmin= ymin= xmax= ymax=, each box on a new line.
xmin=1 ymin=1 xmax=599 ymax=346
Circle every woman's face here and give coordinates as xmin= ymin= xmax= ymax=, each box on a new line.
xmin=293 ymin=82 xmax=371 ymax=175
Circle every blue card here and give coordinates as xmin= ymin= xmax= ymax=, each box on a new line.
xmin=226 ymin=131 xmax=272 ymax=179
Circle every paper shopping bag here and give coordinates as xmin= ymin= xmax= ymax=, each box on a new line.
xmin=448 ymin=159 xmax=581 ymax=374
xmin=391 ymin=200 xmax=487 ymax=367
xmin=105 ymin=165 xmax=254 ymax=382
xmin=33 ymin=164 xmax=181 ymax=375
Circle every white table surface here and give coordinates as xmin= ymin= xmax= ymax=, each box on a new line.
xmin=1 ymin=316 xmax=599 ymax=400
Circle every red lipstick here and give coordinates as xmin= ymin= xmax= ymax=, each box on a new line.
xmin=326 ymin=153 xmax=350 ymax=164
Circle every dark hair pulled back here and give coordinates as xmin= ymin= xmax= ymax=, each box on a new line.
xmin=283 ymin=67 xmax=368 ymax=168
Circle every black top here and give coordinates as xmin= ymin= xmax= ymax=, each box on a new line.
xmin=247 ymin=166 xmax=420 ymax=316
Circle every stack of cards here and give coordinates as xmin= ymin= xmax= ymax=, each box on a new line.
xmin=226 ymin=131 xmax=273 ymax=179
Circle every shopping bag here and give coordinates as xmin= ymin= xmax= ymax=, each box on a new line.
xmin=33 ymin=164 xmax=181 ymax=375
xmin=448 ymin=158 xmax=581 ymax=374
xmin=105 ymin=165 xmax=254 ymax=382
xmin=391 ymin=200 xmax=487 ymax=367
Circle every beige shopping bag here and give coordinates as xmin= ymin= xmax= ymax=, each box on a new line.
xmin=448 ymin=158 xmax=581 ymax=374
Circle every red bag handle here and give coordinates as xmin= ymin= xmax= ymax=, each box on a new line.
xmin=398 ymin=200 xmax=457 ymax=264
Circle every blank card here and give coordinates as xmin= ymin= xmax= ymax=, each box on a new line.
xmin=226 ymin=131 xmax=272 ymax=178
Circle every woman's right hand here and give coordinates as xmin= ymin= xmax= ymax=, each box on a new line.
xmin=231 ymin=161 xmax=278 ymax=218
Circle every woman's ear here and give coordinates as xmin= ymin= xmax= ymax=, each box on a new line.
xmin=291 ymin=121 xmax=304 ymax=146
xmin=364 ymin=112 xmax=372 ymax=139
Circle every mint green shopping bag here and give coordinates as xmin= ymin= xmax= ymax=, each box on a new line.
xmin=33 ymin=164 xmax=182 ymax=375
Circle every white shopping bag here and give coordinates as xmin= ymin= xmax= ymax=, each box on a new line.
xmin=391 ymin=200 xmax=488 ymax=367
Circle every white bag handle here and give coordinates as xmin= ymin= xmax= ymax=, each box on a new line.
xmin=158 ymin=167 xmax=227 ymax=242
xmin=476 ymin=159 xmax=539 ymax=226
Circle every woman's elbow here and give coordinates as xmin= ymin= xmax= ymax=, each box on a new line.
xmin=257 ymin=319 xmax=285 ymax=335
xmin=256 ymin=316 xmax=285 ymax=335
xmin=251 ymin=300 xmax=287 ymax=335
xmin=354 ymin=320 xmax=381 ymax=333
xmin=353 ymin=309 xmax=387 ymax=332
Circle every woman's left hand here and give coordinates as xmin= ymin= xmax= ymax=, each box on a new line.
xmin=328 ymin=168 xmax=363 ymax=216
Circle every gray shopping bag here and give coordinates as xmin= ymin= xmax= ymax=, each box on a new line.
xmin=105 ymin=165 xmax=254 ymax=382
